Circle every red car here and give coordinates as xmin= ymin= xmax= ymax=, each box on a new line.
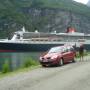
xmin=39 ymin=45 xmax=76 ymax=67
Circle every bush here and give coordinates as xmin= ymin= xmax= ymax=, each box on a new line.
xmin=2 ymin=61 xmax=10 ymax=73
xmin=24 ymin=57 xmax=39 ymax=68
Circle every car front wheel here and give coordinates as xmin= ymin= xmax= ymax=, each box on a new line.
xmin=42 ymin=65 xmax=46 ymax=67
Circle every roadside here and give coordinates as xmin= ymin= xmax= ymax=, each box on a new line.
xmin=0 ymin=57 xmax=40 ymax=79
xmin=0 ymin=55 xmax=90 ymax=90
xmin=0 ymin=52 xmax=89 ymax=79
xmin=76 ymin=52 xmax=90 ymax=62
xmin=0 ymin=65 xmax=41 ymax=79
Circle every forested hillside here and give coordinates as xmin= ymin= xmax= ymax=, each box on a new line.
xmin=0 ymin=0 xmax=90 ymax=38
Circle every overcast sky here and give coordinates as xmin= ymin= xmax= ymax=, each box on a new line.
xmin=73 ymin=0 xmax=89 ymax=4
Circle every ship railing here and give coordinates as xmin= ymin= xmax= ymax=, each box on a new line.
xmin=77 ymin=39 xmax=86 ymax=42
xmin=30 ymin=38 xmax=63 ymax=42
xmin=28 ymin=39 xmax=64 ymax=44
xmin=9 ymin=39 xmax=82 ymax=44
xmin=10 ymin=38 xmax=64 ymax=43
xmin=10 ymin=38 xmax=80 ymax=43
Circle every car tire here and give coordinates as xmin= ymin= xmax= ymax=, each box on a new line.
xmin=42 ymin=65 xmax=46 ymax=67
xmin=59 ymin=59 xmax=64 ymax=66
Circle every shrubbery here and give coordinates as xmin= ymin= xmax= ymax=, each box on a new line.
xmin=1 ymin=57 xmax=39 ymax=74
xmin=23 ymin=57 xmax=39 ymax=68
xmin=76 ymin=50 xmax=88 ymax=58
xmin=2 ymin=61 xmax=10 ymax=73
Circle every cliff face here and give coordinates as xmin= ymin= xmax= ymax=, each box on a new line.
xmin=21 ymin=8 xmax=90 ymax=33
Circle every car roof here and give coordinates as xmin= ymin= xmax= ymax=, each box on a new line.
xmin=52 ymin=45 xmax=64 ymax=48
xmin=50 ymin=45 xmax=68 ymax=50
xmin=50 ymin=45 xmax=73 ymax=51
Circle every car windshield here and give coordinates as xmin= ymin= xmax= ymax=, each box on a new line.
xmin=48 ymin=46 xmax=63 ymax=53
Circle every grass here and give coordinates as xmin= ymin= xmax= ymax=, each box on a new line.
xmin=75 ymin=51 xmax=90 ymax=62
xmin=0 ymin=52 xmax=89 ymax=79
xmin=0 ymin=57 xmax=41 ymax=79
xmin=76 ymin=51 xmax=89 ymax=58
xmin=0 ymin=65 xmax=41 ymax=79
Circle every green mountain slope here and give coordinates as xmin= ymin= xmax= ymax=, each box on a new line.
xmin=0 ymin=0 xmax=90 ymax=38
xmin=1 ymin=0 xmax=89 ymax=16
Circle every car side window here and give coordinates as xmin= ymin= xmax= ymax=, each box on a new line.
xmin=62 ymin=47 xmax=68 ymax=53
xmin=70 ymin=47 xmax=75 ymax=52
xmin=65 ymin=48 xmax=68 ymax=52
xmin=65 ymin=47 xmax=70 ymax=52
xmin=62 ymin=48 xmax=65 ymax=53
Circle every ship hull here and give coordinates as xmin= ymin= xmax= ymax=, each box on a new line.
xmin=0 ymin=42 xmax=64 ymax=52
xmin=0 ymin=42 xmax=90 ymax=52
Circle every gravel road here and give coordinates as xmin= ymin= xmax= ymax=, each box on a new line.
xmin=0 ymin=56 xmax=90 ymax=90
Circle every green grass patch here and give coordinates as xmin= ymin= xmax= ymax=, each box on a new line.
xmin=23 ymin=57 xmax=39 ymax=68
xmin=0 ymin=57 xmax=41 ymax=79
xmin=2 ymin=60 xmax=10 ymax=73
xmin=76 ymin=51 xmax=89 ymax=59
xmin=0 ymin=65 xmax=41 ymax=79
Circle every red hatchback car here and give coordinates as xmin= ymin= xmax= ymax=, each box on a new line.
xmin=39 ymin=45 xmax=76 ymax=67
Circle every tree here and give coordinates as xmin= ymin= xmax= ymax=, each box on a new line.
xmin=31 ymin=0 xmax=44 ymax=8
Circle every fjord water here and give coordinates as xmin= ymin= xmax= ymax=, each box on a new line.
xmin=0 ymin=52 xmax=42 ymax=71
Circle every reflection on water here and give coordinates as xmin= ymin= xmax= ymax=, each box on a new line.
xmin=0 ymin=52 xmax=42 ymax=71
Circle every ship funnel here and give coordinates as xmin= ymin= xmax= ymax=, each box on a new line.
xmin=66 ymin=27 xmax=76 ymax=33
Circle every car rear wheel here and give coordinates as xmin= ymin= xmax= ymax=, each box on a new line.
xmin=59 ymin=59 xmax=64 ymax=66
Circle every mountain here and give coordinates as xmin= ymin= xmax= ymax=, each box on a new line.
xmin=0 ymin=0 xmax=90 ymax=38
